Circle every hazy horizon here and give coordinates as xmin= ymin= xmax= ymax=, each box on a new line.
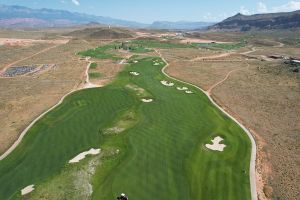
xmin=0 ymin=0 xmax=300 ymax=23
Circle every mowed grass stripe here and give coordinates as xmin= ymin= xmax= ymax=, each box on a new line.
xmin=0 ymin=88 xmax=136 ymax=199
xmin=92 ymin=57 xmax=251 ymax=199
xmin=0 ymin=54 xmax=251 ymax=200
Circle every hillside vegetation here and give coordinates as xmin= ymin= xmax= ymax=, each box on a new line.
xmin=66 ymin=27 xmax=134 ymax=39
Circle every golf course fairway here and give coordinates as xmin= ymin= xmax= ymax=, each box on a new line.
xmin=0 ymin=56 xmax=252 ymax=200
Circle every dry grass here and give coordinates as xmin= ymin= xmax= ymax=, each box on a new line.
xmin=250 ymin=46 xmax=300 ymax=58
xmin=88 ymin=59 xmax=124 ymax=86
xmin=165 ymin=59 xmax=243 ymax=90
xmin=160 ymin=48 xmax=219 ymax=61
xmin=0 ymin=43 xmax=52 ymax=70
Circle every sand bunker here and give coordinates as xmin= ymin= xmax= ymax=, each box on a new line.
xmin=161 ymin=80 xmax=174 ymax=87
xmin=141 ymin=98 xmax=153 ymax=103
xmin=205 ymin=136 xmax=226 ymax=152
xmin=119 ymin=59 xmax=127 ymax=65
xmin=185 ymin=91 xmax=193 ymax=94
xmin=133 ymin=61 xmax=138 ymax=63
xmin=130 ymin=71 xmax=140 ymax=76
xmin=69 ymin=148 xmax=101 ymax=164
xmin=21 ymin=185 xmax=35 ymax=195
xmin=177 ymin=87 xmax=188 ymax=91
xmin=153 ymin=60 xmax=160 ymax=65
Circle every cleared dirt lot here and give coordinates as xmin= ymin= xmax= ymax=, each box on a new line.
xmin=165 ymin=60 xmax=243 ymax=90
xmin=164 ymin=45 xmax=300 ymax=200
xmin=0 ymin=43 xmax=52 ymax=71
xmin=160 ymin=48 xmax=219 ymax=61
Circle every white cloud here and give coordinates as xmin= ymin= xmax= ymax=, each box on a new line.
xmin=240 ymin=6 xmax=251 ymax=15
xmin=203 ymin=12 xmax=212 ymax=20
xmin=257 ymin=2 xmax=268 ymax=13
xmin=256 ymin=1 xmax=300 ymax=13
xmin=71 ymin=0 xmax=80 ymax=6
xmin=271 ymin=1 xmax=300 ymax=12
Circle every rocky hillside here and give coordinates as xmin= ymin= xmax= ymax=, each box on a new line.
xmin=210 ymin=10 xmax=300 ymax=31
xmin=65 ymin=27 xmax=133 ymax=39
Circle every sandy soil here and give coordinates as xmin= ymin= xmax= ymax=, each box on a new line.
xmin=205 ymin=136 xmax=226 ymax=151
xmin=130 ymin=71 xmax=140 ymax=76
xmin=0 ymin=44 xmax=62 ymax=74
xmin=69 ymin=148 xmax=101 ymax=163
xmin=160 ymin=80 xmax=174 ymax=86
xmin=141 ymin=98 xmax=153 ymax=103
xmin=0 ymin=38 xmax=69 ymax=47
xmin=176 ymin=87 xmax=188 ymax=91
xmin=21 ymin=185 xmax=35 ymax=195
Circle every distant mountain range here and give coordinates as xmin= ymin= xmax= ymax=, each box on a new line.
xmin=149 ymin=21 xmax=215 ymax=30
xmin=210 ymin=10 xmax=300 ymax=31
xmin=0 ymin=5 xmax=213 ymax=30
xmin=0 ymin=4 xmax=146 ymax=28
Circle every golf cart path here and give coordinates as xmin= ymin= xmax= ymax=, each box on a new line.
xmin=0 ymin=58 xmax=101 ymax=161
xmin=155 ymin=49 xmax=258 ymax=200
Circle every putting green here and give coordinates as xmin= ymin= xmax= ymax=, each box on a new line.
xmin=0 ymin=56 xmax=251 ymax=200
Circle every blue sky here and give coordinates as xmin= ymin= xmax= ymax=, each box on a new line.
xmin=0 ymin=0 xmax=300 ymax=23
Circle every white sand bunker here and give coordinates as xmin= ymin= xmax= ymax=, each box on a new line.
xmin=153 ymin=60 xmax=160 ymax=65
xmin=133 ymin=60 xmax=138 ymax=63
xmin=185 ymin=90 xmax=193 ymax=94
xmin=141 ymin=98 xmax=153 ymax=103
xmin=161 ymin=80 xmax=174 ymax=87
xmin=21 ymin=185 xmax=35 ymax=195
xmin=177 ymin=87 xmax=188 ymax=91
xmin=130 ymin=71 xmax=140 ymax=76
xmin=205 ymin=136 xmax=226 ymax=152
xmin=69 ymin=148 xmax=101 ymax=164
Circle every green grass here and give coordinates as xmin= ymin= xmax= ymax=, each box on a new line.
xmin=131 ymin=39 xmax=194 ymax=49
xmin=90 ymin=62 xmax=98 ymax=69
xmin=129 ymin=46 xmax=153 ymax=53
xmin=0 ymin=55 xmax=252 ymax=200
xmin=88 ymin=72 xmax=102 ymax=79
xmin=193 ymin=42 xmax=246 ymax=50
xmin=78 ymin=44 xmax=121 ymax=60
